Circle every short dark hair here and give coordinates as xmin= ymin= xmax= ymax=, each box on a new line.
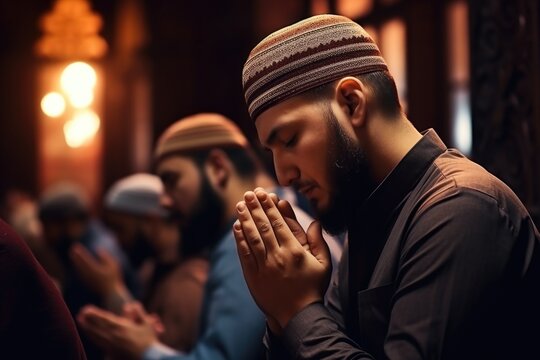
xmin=189 ymin=146 xmax=259 ymax=179
xmin=303 ymin=70 xmax=402 ymax=118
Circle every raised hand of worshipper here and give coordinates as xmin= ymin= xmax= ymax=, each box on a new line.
xmin=70 ymin=243 xmax=133 ymax=313
xmin=233 ymin=188 xmax=332 ymax=330
xmin=78 ymin=301 xmax=163 ymax=359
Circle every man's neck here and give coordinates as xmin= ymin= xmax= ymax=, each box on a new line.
xmin=363 ymin=115 xmax=423 ymax=183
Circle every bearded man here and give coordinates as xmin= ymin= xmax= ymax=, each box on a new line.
xmin=235 ymin=14 xmax=540 ymax=359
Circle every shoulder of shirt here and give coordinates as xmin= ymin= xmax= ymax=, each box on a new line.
xmin=418 ymin=149 xmax=529 ymax=218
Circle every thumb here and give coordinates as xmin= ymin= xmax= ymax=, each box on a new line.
xmin=306 ymin=221 xmax=331 ymax=267
xmin=123 ymin=302 xmax=147 ymax=324
xmin=96 ymin=248 xmax=116 ymax=267
xmin=70 ymin=243 xmax=98 ymax=271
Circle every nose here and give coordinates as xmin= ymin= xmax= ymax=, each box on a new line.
xmin=160 ymin=193 xmax=174 ymax=209
xmin=273 ymin=154 xmax=300 ymax=187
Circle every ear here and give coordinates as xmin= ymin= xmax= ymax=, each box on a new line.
xmin=335 ymin=77 xmax=368 ymax=129
xmin=203 ymin=148 xmax=231 ymax=189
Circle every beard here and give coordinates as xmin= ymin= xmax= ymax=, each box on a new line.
xmin=317 ymin=107 xmax=376 ymax=235
xmin=128 ymin=229 xmax=155 ymax=268
xmin=176 ymin=171 xmax=225 ymax=257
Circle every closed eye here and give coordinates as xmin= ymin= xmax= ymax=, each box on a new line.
xmin=284 ymin=134 xmax=297 ymax=148
xmin=159 ymin=172 xmax=180 ymax=189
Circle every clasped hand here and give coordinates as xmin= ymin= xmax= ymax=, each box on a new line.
xmin=77 ymin=302 xmax=164 ymax=359
xmin=233 ymin=188 xmax=332 ymax=330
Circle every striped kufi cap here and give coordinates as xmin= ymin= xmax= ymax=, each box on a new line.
xmin=105 ymin=173 xmax=168 ymax=217
xmin=154 ymin=113 xmax=248 ymax=161
xmin=242 ymin=14 xmax=388 ymax=120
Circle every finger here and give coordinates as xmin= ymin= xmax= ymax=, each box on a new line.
xmin=269 ymin=192 xmax=279 ymax=205
xmin=276 ymin=199 xmax=308 ymax=248
xmin=253 ymin=188 xmax=279 ymax=203
xmin=96 ymin=248 xmax=116 ymax=267
xmin=245 ymin=191 xmax=280 ymax=251
xmin=253 ymin=187 xmax=280 ymax=205
xmin=277 ymin=199 xmax=297 ymax=221
xmin=77 ymin=307 xmax=116 ymax=344
xmin=125 ymin=302 xmax=148 ymax=324
xmin=147 ymin=313 xmax=166 ymax=335
xmin=70 ymin=244 xmax=99 ymax=272
xmin=233 ymin=219 xmax=259 ymax=272
xmin=122 ymin=302 xmax=138 ymax=322
xmin=236 ymin=195 xmax=272 ymax=259
xmin=79 ymin=305 xmax=122 ymax=329
xmin=77 ymin=318 xmax=111 ymax=349
xmin=254 ymin=189 xmax=303 ymax=249
xmin=77 ymin=308 xmax=118 ymax=351
xmin=306 ymin=221 xmax=331 ymax=268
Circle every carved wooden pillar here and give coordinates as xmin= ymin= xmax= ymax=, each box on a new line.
xmin=470 ymin=0 xmax=540 ymax=224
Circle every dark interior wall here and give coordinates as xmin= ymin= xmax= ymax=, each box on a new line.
xmin=0 ymin=1 xmax=51 ymax=197
xmin=143 ymin=0 xmax=257 ymax=148
xmin=405 ymin=0 xmax=449 ymax=141
xmin=470 ymin=0 xmax=540 ymax=223
xmin=101 ymin=0 xmax=259 ymax=191
xmin=0 ymin=0 xmax=117 ymax=199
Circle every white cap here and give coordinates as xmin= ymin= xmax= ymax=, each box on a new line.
xmin=105 ymin=173 xmax=168 ymax=217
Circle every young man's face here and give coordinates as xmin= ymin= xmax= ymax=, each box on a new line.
xmin=256 ymin=96 xmax=333 ymax=211
xmin=156 ymin=154 xmax=225 ymax=253
xmin=256 ymin=95 xmax=374 ymax=234
xmin=156 ymin=155 xmax=203 ymax=222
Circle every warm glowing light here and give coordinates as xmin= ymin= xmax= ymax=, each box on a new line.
xmin=41 ymin=92 xmax=66 ymax=117
xmin=60 ymin=62 xmax=97 ymax=94
xmin=311 ymin=0 xmax=329 ymax=15
xmin=380 ymin=18 xmax=407 ymax=111
xmin=451 ymin=89 xmax=472 ymax=156
xmin=63 ymin=110 xmax=100 ymax=148
xmin=337 ymin=0 xmax=372 ymax=19
xmin=67 ymin=88 xmax=94 ymax=108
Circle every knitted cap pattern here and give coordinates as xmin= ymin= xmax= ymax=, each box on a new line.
xmin=154 ymin=113 xmax=248 ymax=161
xmin=242 ymin=14 xmax=388 ymax=120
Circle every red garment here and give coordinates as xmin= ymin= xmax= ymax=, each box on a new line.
xmin=0 ymin=219 xmax=86 ymax=359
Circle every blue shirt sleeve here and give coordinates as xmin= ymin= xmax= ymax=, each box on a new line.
xmin=142 ymin=231 xmax=266 ymax=360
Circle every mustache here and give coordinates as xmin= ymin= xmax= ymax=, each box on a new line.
xmin=165 ymin=209 xmax=188 ymax=228
xmin=291 ymin=180 xmax=317 ymax=191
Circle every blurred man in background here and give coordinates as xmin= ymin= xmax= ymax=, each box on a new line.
xmin=73 ymin=173 xmax=208 ymax=352
xmin=37 ymin=182 xmax=138 ymax=359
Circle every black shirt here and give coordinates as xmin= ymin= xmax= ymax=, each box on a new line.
xmin=273 ymin=129 xmax=540 ymax=359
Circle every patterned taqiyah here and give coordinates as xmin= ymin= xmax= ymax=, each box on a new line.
xmin=242 ymin=14 xmax=388 ymax=120
xmin=154 ymin=113 xmax=248 ymax=160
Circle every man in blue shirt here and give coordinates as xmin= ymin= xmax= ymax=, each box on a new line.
xmin=77 ymin=113 xmax=267 ymax=360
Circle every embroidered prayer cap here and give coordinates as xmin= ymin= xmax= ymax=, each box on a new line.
xmin=105 ymin=173 xmax=168 ymax=218
xmin=242 ymin=14 xmax=388 ymax=120
xmin=154 ymin=113 xmax=248 ymax=161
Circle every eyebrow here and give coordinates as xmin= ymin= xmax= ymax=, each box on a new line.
xmin=263 ymin=123 xmax=287 ymax=148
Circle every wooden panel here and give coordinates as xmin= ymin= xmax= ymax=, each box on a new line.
xmin=470 ymin=0 xmax=540 ymax=223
